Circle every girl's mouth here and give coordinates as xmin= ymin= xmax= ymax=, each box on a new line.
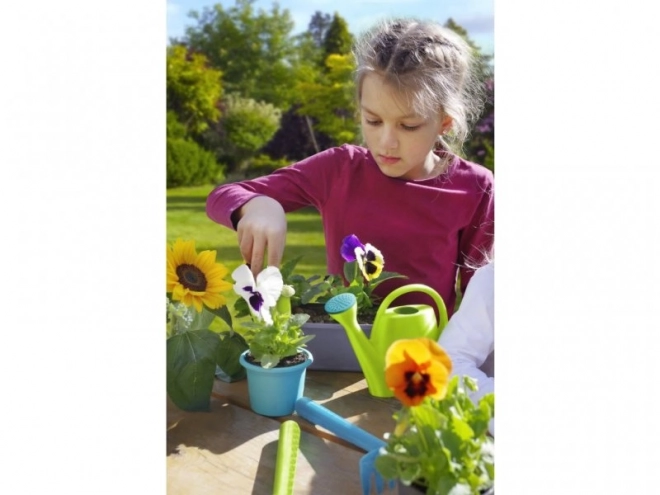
xmin=379 ymin=155 xmax=400 ymax=165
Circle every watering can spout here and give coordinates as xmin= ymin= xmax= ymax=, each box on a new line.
xmin=324 ymin=293 xmax=391 ymax=397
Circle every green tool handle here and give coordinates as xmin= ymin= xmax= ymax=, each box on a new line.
xmin=273 ymin=420 xmax=301 ymax=495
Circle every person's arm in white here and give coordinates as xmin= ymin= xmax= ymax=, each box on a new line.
xmin=439 ymin=262 xmax=494 ymax=432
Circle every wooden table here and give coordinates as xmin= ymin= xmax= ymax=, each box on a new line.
xmin=167 ymin=371 xmax=402 ymax=494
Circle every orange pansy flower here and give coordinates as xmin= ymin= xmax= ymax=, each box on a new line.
xmin=385 ymin=338 xmax=452 ymax=407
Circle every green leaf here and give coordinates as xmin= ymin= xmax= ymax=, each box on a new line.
xmin=260 ymin=354 xmax=279 ymax=369
xmin=189 ymin=308 xmax=216 ymax=330
xmin=343 ymin=260 xmax=358 ymax=283
xmin=280 ymin=255 xmax=303 ymax=280
xmin=207 ymin=304 xmax=233 ymax=330
xmin=233 ymin=297 xmax=251 ymax=318
xmin=369 ymin=271 xmax=408 ymax=288
xmin=216 ymin=331 xmax=248 ymax=378
xmin=450 ymin=416 xmax=475 ymax=442
xmin=167 ymin=329 xmax=220 ymax=411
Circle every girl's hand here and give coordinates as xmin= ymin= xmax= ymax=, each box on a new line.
xmin=235 ymin=196 xmax=287 ymax=278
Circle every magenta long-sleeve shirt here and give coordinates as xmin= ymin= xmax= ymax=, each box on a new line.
xmin=206 ymin=144 xmax=494 ymax=316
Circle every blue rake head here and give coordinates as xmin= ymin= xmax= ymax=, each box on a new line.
xmin=359 ymin=448 xmax=396 ymax=495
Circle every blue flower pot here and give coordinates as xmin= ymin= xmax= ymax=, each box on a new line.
xmin=239 ymin=348 xmax=313 ymax=417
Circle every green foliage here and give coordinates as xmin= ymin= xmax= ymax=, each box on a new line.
xmin=375 ymin=376 xmax=495 ymax=495
xmin=166 ymin=133 xmax=224 ymax=188
xmin=277 ymin=254 xmax=406 ymax=318
xmin=238 ymin=310 xmax=314 ymax=369
xmin=166 ymin=301 xmax=249 ymax=411
xmin=219 ymin=93 xmax=282 ymax=173
xmin=167 ymin=329 xmax=219 ymax=411
xmin=185 ymin=0 xmax=299 ymax=108
xmin=322 ymin=13 xmax=353 ymax=59
xmin=296 ymin=54 xmax=358 ymax=145
xmin=249 ymin=153 xmax=292 ymax=173
xmin=166 ymin=45 xmax=223 ymax=135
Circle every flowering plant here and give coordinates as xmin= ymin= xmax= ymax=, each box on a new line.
xmin=275 ymin=234 xmax=407 ymax=322
xmin=166 ymin=239 xmax=248 ymax=411
xmin=231 ymin=264 xmax=314 ymax=369
xmin=376 ymin=338 xmax=495 ymax=495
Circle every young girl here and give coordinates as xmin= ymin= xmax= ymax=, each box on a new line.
xmin=206 ymin=18 xmax=494 ymax=316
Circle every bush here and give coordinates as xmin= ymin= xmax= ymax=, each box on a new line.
xmin=166 ymin=136 xmax=225 ymax=188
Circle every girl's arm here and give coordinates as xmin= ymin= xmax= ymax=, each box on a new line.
xmin=439 ymin=262 xmax=494 ymax=401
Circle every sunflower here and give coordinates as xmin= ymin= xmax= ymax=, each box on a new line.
xmin=166 ymin=239 xmax=233 ymax=312
xmin=385 ymin=338 xmax=452 ymax=407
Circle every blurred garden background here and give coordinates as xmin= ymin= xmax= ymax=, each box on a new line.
xmin=166 ymin=0 xmax=494 ymax=284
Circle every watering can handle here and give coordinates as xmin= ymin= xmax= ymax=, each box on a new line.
xmin=374 ymin=284 xmax=448 ymax=334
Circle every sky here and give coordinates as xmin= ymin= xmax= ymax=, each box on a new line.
xmin=167 ymin=0 xmax=494 ymax=56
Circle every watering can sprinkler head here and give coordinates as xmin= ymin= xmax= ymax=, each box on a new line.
xmin=324 ymin=293 xmax=358 ymax=323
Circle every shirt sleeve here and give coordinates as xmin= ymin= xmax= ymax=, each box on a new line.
xmin=205 ymin=146 xmax=345 ymax=230
xmin=439 ymin=262 xmax=494 ymax=402
xmin=457 ymin=176 xmax=494 ymax=295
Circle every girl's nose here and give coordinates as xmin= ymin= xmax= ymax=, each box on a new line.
xmin=380 ymin=126 xmax=398 ymax=150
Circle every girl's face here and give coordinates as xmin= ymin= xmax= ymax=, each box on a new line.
xmin=360 ymin=73 xmax=449 ymax=181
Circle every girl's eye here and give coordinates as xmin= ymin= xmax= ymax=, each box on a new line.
xmin=365 ymin=119 xmax=381 ymax=126
xmin=401 ymin=124 xmax=421 ymax=131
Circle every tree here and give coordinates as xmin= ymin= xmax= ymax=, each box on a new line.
xmin=322 ymin=13 xmax=353 ymax=60
xmin=211 ymin=93 xmax=282 ymax=175
xmin=184 ymin=0 xmax=298 ymax=109
xmin=166 ymin=45 xmax=223 ymax=136
xmin=296 ymin=54 xmax=358 ymax=145
xmin=308 ymin=11 xmax=332 ymax=48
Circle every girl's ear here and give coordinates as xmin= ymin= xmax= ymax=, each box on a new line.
xmin=439 ymin=115 xmax=453 ymax=134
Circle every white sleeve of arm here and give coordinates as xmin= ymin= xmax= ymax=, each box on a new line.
xmin=439 ymin=262 xmax=494 ymax=403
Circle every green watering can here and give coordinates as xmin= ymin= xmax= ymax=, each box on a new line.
xmin=324 ymin=284 xmax=448 ymax=398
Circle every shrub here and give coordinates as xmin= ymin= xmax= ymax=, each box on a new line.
xmin=166 ymin=136 xmax=225 ymax=188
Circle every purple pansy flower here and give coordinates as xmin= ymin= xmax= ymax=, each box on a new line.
xmin=340 ymin=234 xmax=385 ymax=282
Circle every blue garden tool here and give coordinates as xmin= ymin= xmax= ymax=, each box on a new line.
xmin=295 ymin=397 xmax=396 ymax=495
xmin=324 ymin=284 xmax=448 ymax=397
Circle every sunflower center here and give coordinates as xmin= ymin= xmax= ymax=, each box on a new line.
xmin=176 ymin=264 xmax=208 ymax=292
xmin=403 ymin=370 xmax=430 ymax=399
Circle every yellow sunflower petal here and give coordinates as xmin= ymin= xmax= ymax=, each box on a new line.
xmin=201 ymin=292 xmax=226 ymax=310
xmin=195 ymin=249 xmax=218 ymax=271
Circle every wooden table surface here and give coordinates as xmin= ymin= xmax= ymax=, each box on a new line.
xmin=167 ymin=370 xmax=402 ymax=494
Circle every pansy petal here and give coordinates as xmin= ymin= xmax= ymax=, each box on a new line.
xmin=256 ymin=266 xmax=284 ymax=306
xmin=420 ymin=338 xmax=453 ymax=375
xmin=340 ymin=234 xmax=364 ymax=262
xmin=424 ymin=360 xmax=451 ymax=400
xmin=386 ymin=339 xmax=432 ymax=367
xmin=361 ymin=244 xmax=384 ymax=280
xmin=232 ymin=264 xmax=255 ymax=295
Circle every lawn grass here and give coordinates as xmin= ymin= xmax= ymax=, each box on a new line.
xmin=167 ymin=184 xmax=327 ymax=309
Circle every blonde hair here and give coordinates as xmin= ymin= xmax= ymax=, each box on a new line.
xmin=353 ymin=18 xmax=485 ymax=159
